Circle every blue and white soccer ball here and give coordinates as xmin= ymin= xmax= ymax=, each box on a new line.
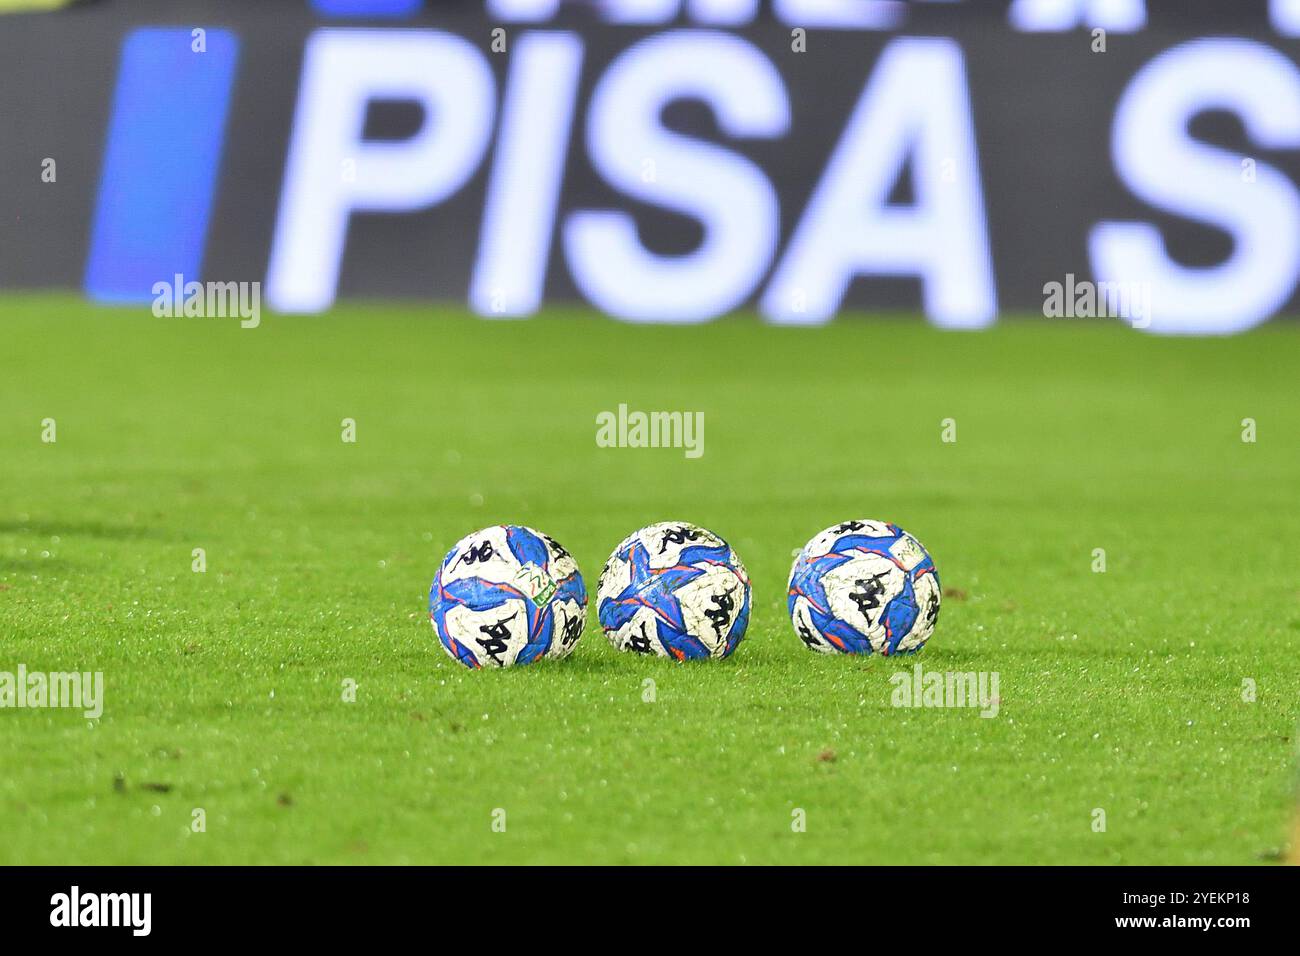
xmin=429 ymin=525 xmax=587 ymax=668
xmin=788 ymin=520 xmax=941 ymax=655
xmin=597 ymin=521 xmax=751 ymax=661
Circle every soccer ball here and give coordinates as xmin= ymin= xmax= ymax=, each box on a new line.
xmin=788 ymin=519 xmax=940 ymax=655
xmin=429 ymin=525 xmax=587 ymax=668
xmin=597 ymin=521 xmax=750 ymax=660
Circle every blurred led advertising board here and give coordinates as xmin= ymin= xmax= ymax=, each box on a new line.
xmin=4 ymin=0 xmax=1300 ymax=333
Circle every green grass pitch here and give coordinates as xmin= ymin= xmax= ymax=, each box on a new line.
xmin=1 ymin=294 xmax=1297 ymax=865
